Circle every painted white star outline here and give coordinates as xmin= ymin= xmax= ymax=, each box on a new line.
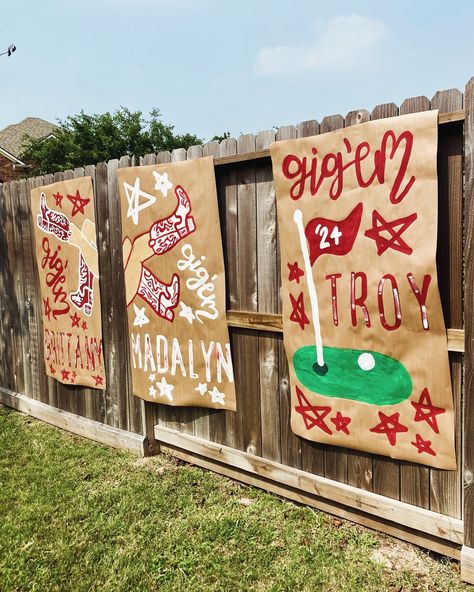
xmin=148 ymin=385 xmax=157 ymax=398
xmin=156 ymin=377 xmax=174 ymax=401
xmin=152 ymin=171 xmax=173 ymax=197
xmin=133 ymin=303 xmax=150 ymax=328
xmin=208 ymin=386 xmax=225 ymax=405
xmin=195 ymin=382 xmax=208 ymax=396
xmin=179 ymin=302 xmax=195 ymax=324
xmin=124 ymin=177 xmax=156 ymax=225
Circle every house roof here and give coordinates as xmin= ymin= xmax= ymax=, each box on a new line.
xmin=0 ymin=117 xmax=57 ymax=160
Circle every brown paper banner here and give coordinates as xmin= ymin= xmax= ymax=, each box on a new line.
xmin=31 ymin=177 xmax=106 ymax=389
xmin=270 ymin=110 xmax=456 ymax=469
xmin=118 ymin=157 xmax=236 ymax=410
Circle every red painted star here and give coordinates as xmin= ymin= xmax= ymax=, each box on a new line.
xmin=287 ymin=261 xmax=304 ymax=284
xmin=53 ymin=192 xmax=63 ymax=207
xmin=66 ymin=189 xmax=90 ymax=217
xmin=289 ymin=292 xmax=310 ymax=330
xmin=61 ymin=369 xmax=70 ymax=381
xmin=49 ymin=364 xmax=56 ymax=375
xmin=295 ymin=385 xmax=332 ymax=434
xmin=71 ymin=371 xmax=77 ymax=383
xmin=411 ymin=433 xmax=436 ymax=456
xmin=92 ymin=374 xmax=104 ymax=387
xmin=369 ymin=411 xmax=408 ymax=446
xmin=364 ymin=210 xmax=417 ymax=256
xmin=70 ymin=312 xmax=81 ymax=328
xmin=43 ymin=297 xmax=52 ymax=321
xmin=81 ymin=320 xmax=88 ymax=331
xmin=411 ymin=387 xmax=445 ymax=434
xmin=330 ymin=411 xmax=351 ymax=435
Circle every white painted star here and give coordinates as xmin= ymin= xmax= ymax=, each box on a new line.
xmin=148 ymin=385 xmax=157 ymax=398
xmin=148 ymin=373 xmax=156 ymax=382
xmin=133 ymin=303 xmax=150 ymax=327
xmin=179 ymin=302 xmax=195 ymax=324
xmin=195 ymin=382 xmax=208 ymax=396
xmin=156 ymin=377 xmax=174 ymax=401
xmin=124 ymin=177 xmax=156 ymax=225
xmin=152 ymin=171 xmax=173 ymax=197
xmin=208 ymin=386 xmax=225 ymax=405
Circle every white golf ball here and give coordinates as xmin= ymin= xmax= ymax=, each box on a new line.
xmin=358 ymin=352 xmax=375 ymax=371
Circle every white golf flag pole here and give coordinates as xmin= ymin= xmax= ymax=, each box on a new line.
xmin=293 ymin=209 xmax=325 ymax=368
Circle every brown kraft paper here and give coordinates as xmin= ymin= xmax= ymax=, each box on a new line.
xmin=270 ymin=110 xmax=456 ymax=469
xmin=31 ymin=177 xmax=106 ymax=389
xmin=118 ymin=156 xmax=236 ymax=410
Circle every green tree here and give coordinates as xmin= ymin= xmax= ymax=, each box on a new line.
xmin=20 ymin=107 xmax=203 ymax=175
xmin=211 ymin=131 xmax=231 ymax=143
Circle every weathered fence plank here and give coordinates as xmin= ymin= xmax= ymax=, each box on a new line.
xmin=398 ymin=96 xmax=431 ymax=511
xmin=256 ymin=128 xmax=281 ymax=463
xmin=369 ymin=101 xmax=402 ymax=502
xmin=0 ymin=183 xmax=17 ymax=392
xmin=117 ymin=155 xmax=143 ymax=436
xmin=294 ymin=118 xmax=326 ymax=477
xmin=154 ymin=149 xmax=181 ymax=435
xmin=319 ymin=113 xmax=348 ymax=485
xmin=217 ymin=137 xmax=241 ymax=449
xmin=430 ymin=88 xmax=464 ymax=519
xmin=0 ymin=183 xmax=7 ymax=388
xmin=462 ymin=76 xmax=474 ymax=582
xmin=275 ymin=123 xmax=302 ymax=470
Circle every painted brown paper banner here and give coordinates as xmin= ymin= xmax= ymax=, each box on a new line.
xmin=118 ymin=157 xmax=236 ymax=410
xmin=31 ymin=177 xmax=106 ymax=389
xmin=270 ymin=110 xmax=456 ymax=469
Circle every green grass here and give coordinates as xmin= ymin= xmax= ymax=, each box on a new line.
xmin=0 ymin=407 xmax=472 ymax=592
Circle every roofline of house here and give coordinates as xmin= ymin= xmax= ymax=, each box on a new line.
xmin=0 ymin=145 xmax=25 ymax=166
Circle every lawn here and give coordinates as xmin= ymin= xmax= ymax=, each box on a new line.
xmin=0 ymin=407 xmax=471 ymax=592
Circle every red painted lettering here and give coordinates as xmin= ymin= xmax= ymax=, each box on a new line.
xmin=407 ymin=272 xmax=431 ymax=330
xmin=351 ymin=272 xmax=371 ymax=328
xmin=281 ymin=129 xmax=415 ymax=203
xmin=325 ymin=273 xmax=342 ymax=326
xmin=41 ymin=238 xmax=70 ymax=318
xmin=378 ymin=274 xmax=402 ymax=331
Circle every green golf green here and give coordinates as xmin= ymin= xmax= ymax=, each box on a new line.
xmin=293 ymin=345 xmax=412 ymax=405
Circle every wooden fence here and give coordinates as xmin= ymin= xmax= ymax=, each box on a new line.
xmin=1 ymin=79 xmax=474 ymax=582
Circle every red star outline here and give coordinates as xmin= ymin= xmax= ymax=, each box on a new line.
xmin=369 ymin=411 xmax=408 ymax=446
xmin=287 ymin=261 xmax=304 ymax=284
xmin=330 ymin=412 xmax=351 ymax=435
xmin=49 ymin=364 xmax=56 ymax=375
xmin=43 ymin=297 xmax=52 ymax=321
xmin=66 ymin=189 xmax=90 ymax=217
xmin=53 ymin=192 xmax=64 ymax=207
xmin=81 ymin=320 xmax=88 ymax=331
xmin=70 ymin=312 xmax=81 ymax=328
xmin=92 ymin=374 xmax=104 ymax=387
xmin=295 ymin=385 xmax=332 ymax=434
xmin=411 ymin=434 xmax=436 ymax=456
xmin=364 ymin=210 xmax=417 ymax=256
xmin=411 ymin=387 xmax=445 ymax=434
xmin=289 ymin=292 xmax=310 ymax=330
xmin=70 ymin=371 xmax=77 ymax=383
xmin=61 ymin=369 xmax=70 ymax=381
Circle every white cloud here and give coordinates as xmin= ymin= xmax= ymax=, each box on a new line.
xmin=255 ymin=14 xmax=389 ymax=76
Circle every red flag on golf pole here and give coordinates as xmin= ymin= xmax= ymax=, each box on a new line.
xmin=304 ymin=202 xmax=363 ymax=265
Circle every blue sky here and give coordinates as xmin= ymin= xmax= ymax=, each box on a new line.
xmin=1 ymin=0 xmax=473 ymax=141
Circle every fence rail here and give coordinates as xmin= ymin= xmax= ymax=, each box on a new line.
xmin=1 ymin=81 xmax=473 ymax=579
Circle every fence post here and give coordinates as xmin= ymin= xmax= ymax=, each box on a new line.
xmin=462 ymin=76 xmax=474 ymax=584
